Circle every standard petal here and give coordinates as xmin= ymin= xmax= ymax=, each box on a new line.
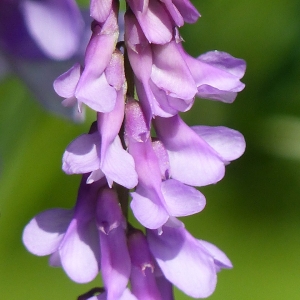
xmin=62 ymin=132 xmax=100 ymax=174
xmin=127 ymin=0 xmax=173 ymax=44
xmin=23 ymin=208 xmax=73 ymax=256
xmin=161 ymin=179 xmax=206 ymax=217
xmin=151 ymin=42 xmax=197 ymax=100
xmin=147 ymin=226 xmax=217 ymax=298
xmin=59 ymin=219 xmax=100 ymax=283
xmin=154 ymin=115 xmax=225 ymax=186
xmin=191 ymin=126 xmax=246 ymax=162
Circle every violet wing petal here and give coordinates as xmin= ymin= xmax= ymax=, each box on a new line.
xmin=101 ymin=136 xmax=138 ymax=189
xmin=75 ymin=71 xmax=117 ymax=113
xmin=53 ymin=63 xmax=81 ymax=98
xmin=198 ymin=240 xmax=233 ymax=270
xmin=131 ymin=186 xmax=169 ymax=229
xmin=59 ymin=219 xmax=100 ymax=283
xmin=62 ymin=132 xmax=100 ymax=175
xmin=161 ymin=179 xmax=206 ymax=217
xmin=172 ymin=0 xmax=200 ymax=23
xmin=154 ymin=115 xmax=225 ymax=186
xmin=147 ymin=226 xmax=217 ymax=298
xmin=182 ymin=49 xmax=246 ymax=103
xmin=191 ymin=125 xmax=246 ymax=162
xmin=22 ymin=0 xmax=83 ymax=60
xmin=22 ymin=208 xmax=73 ymax=256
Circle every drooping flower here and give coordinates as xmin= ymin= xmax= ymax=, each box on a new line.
xmin=147 ymin=220 xmax=232 ymax=298
xmin=124 ymin=11 xmax=246 ymax=123
xmin=125 ymin=100 xmax=206 ymax=229
xmin=53 ymin=3 xmax=119 ymax=113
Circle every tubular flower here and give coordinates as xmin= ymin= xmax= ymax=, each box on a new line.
xmin=22 ymin=0 xmax=246 ymax=299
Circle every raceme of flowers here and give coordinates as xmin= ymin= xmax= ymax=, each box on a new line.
xmin=22 ymin=0 xmax=246 ymax=299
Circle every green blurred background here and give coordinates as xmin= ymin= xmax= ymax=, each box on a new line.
xmin=1 ymin=0 xmax=300 ymax=299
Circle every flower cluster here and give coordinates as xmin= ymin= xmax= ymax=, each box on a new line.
xmin=23 ymin=0 xmax=246 ymax=299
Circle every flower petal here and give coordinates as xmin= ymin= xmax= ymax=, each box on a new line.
xmin=161 ymin=179 xmax=206 ymax=217
xmin=62 ymin=132 xmax=100 ymax=175
xmin=147 ymin=226 xmax=217 ymax=298
xmin=59 ymin=219 xmax=100 ymax=283
xmin=192 ymin=126 xmax=246 ymax=162
xmin=22 ymin=208 xmax=73 ymax=256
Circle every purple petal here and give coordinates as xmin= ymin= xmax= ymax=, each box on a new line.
xmin=101 ymin=136 xmax=138 ymax=189
xmin=127 ymin=0 xmax=173 ymax=44
xmin=97 ymin=189 xmax=131 ymax=300
xmin=128 ymin=231 xmax=162 ymax=300
xmin=53 ymin=63 xmax=81 ymax=98
xmin=131 ymin=187 xmax=169 ymax=229
xmin=147 ymin=226 xmax=217 ymax=298
xmin=75 ymin=71 xmax=117 ymax=112
xmin=154 ymin=115 xmax=225 ymax=186
xmin=90 ymin=0 xmax=113 ymax=23
xmin=161 ymin=179 xmax=206 ymax=217
xmin=172 ymin=0 xmax=200 ymax=23
xmin=62 ymin=132 xmax=100 ymax=175
xmin=22 ymin=0 xmax=83 ymax=60
xmin=198 ymin=240 xmax=233 ymax=270
xmin=59 ymin=219 xmax=100 ymax=283
xmin=22 ymin=208 xmax=73 ymax=256
xmin=182 ymin=49 xmax=246 ymax=103
xmin=191 ymin=126 xmax=246 ymax=162
xmin=151 ymin=42 xmax=197 ymax=100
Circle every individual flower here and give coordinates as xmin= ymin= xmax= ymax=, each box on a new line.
xmin=153 ymin=114 xmax=246 ymax=186
xmin=147 ymin=220 xmax=232 ymax=298
xmin=62 ymin=65 xmax=138 ymax=188
xmin=125 ymin=100 xmax=206 ymax=229
xmin=125 ymin=11 xmax=246 ymax=122
xmin=53 ymin=3 xmax=120 ymax=113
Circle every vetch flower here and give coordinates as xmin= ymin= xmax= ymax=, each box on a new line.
xmin=62 ymin=77 xmax=138 ymax=188
xmin=23 ymin=175 xmax=103 ymax=283
xmin=147 ymin=220 xmax=232 ymax=298
xmin=125 ymin=100 xmax=206 ymax=229
xmin=153 ymin=114 xmax=245 ymax=186
xmin=54 ymin=3 xmax=120 ymax=113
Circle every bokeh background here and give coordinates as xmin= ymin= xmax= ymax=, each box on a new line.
xmin=1 ymin=0 xmax=300 ymax=299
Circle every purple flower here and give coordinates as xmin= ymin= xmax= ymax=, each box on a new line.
xmin=23 ymin=175 xmax=103 ymax=283
xmin=62 ymin=83 xmax=138 ymax=188
xmin=153 ymin=114 xmax=246 ymax=186
xmin=125 ymin=12 xmax=246 ymax=122
xmin=54 ymin=4 xmax=120 ymax=113
xmin=147 ymin=221 xmax=232 ymax=298
xmin=125 ymin=100 xmax=206 ymax=229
